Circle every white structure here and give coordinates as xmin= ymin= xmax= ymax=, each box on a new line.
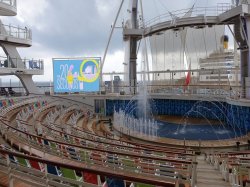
xmin=0 ymin=0 xmax=44 ymax=94
xmin=199 ymin=50 xmax=240 ymax=86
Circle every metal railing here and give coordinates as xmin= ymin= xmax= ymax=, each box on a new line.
xmin=0 ymin=56 xmax=44 ymax=70
xmin=0 ymin=24 xmax=32 ymax=40
xmin=100 ymin=67 xmax=241 ymax=98
xmin=0 ymin=116 xmax=197 ymax=186
xmin=48 ymin=84 xmax=241 ymax=99
xmin=0 ymin=0 xmax=16 ymax=7
xmin=141 ymin=3 xmax=231 ymax=28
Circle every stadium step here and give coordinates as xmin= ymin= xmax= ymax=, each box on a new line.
xmin=196 ymin=155 xmax=230 ymax=187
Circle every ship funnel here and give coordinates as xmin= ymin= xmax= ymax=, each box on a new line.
xmin=221 ymin=35 xmax=229 ymax=50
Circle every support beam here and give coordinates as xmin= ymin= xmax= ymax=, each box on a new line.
xmin=101 ymin=0 xmax=125 ymax=90
xmin=16 ymin=74 xmax=41 ymax=95
xmin=234 ymin=15 xmax=250 ymax=99
xmin=0 ymin=43 xmax=24 ymax=68
xmin=241 ymin=50 xmax=248 ymax=98
xmin=129 ymin=0 xmax=138 ymax=95
xmin=246 ymin=16 xmax=250 ymax=99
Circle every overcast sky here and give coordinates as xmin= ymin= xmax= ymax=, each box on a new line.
xmin=0 ymin=0 xmax=232 ymax=82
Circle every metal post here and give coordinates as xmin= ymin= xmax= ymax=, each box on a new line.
xmin=191 ymin=162 xmax=197 ymax=187
xmin=129 ymin=0 xmax=138 ymax=95
xmin=101 ymin=0 xmax=125 ymax=90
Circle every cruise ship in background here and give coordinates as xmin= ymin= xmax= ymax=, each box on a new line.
xmin=0 ymin=1 xmax=250 ymax=187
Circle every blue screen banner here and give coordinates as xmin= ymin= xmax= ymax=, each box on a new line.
xmin=53 ymin=58 xmax=101 ymax=93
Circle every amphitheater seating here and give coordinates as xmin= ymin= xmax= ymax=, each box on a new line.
xmin=47 ymin=164 xmax=61 ymax=176
xmin=29 ymin=160 xmax=45 ymax=172
xmin=16 ymin=156 xmax=30 ymax=167
xmin=83 ymin=172 xmax=98 ymax=185
xmin=0 ymin=99 xmax=198 ymax=187
xmin=40 ymin=121 xmax=195 ymax=162
xmin=1 ymin=119 xmax=195 ymax=187
xmin=205 ymin=150 xmax=250 ymax=187
xmin=0 ymin=148 xmax=186 ymax=187
xmin=60 ymin=167 xmax=83 ymax=181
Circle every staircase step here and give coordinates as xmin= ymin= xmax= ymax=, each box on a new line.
xmin=196 ymin=155 xmax=231 ymax=187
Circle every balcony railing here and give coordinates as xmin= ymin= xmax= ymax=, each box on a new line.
xmin=0 ymin=56 xmax=44 ymax=70
xmin=0 ymin=24 xmax=32 ymax=40
xmin=140 ymin=3 xmax=232 ymax=28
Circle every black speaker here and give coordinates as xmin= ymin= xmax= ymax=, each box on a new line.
xmin=120 ymin=91 xmax=125 ymax=95
xmin=101 ymin=91 xmax=106 ymax=95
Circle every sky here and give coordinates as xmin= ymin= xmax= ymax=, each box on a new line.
xmin=0 ymin=0 xmax=232 ymax=83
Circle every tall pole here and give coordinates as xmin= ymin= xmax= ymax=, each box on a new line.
xmin=140 ymin=0 xmax=150 ymax=82
xmin=101 ymin=0 xmax=125 ymax=91
xmin=129 ymin=0 xmax=138 ymax=94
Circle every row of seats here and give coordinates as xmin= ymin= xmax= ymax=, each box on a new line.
xmin=0 ymin=147 xmax=166 ymax=187
xmin=41 ymin=120 xmax=195 ymax=162
xmin=0 ymin=98 xmax=197 ymax=187
xmin=25 ymin=101 xmax=194 ymax=157
xmin=46 ymin=109 xmax=190 ymax=155
xmin=1 ymin=120 xmax=194 ymax=187
xmin=39 ymin=103 xmax=196 ymax=157
xmin=206 ymin=150 xmax=250 ymax=187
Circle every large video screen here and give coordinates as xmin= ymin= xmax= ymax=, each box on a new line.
xmin=53 ymin=58 xmax=101 ymax=93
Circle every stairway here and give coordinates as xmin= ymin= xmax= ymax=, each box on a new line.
xmin=196 ymin=155 xmax=231 ymax=187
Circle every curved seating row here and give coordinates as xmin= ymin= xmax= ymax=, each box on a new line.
xmin=40 ymin=120 xmax=195 ymax=161
xmin=35 ymin=103 xmax=196 ymax=157
xmin=0 ymin=119 xmax=196 ymax=187
xmin=68 ymin=111 xmax=84 ymax=126
xmin=206 ymin=150 xmax=250 ymax=186
xmin=11 ymin=99 xmax=195 ymax=158
xmin=0 ymin=148 xmax=176 ymax=187
xmin=0 ymin=97 xmax=198 ymax=186
xmin=47 ymin=116 xmax=193 ymax=154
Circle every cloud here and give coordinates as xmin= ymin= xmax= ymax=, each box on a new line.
xmin=26 ymin=0 xmax=123 ymax=56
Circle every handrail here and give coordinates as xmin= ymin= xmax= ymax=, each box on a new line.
xmin=0 ymin=119 xmax=197 ymax=186
xmin=0 ymin=23 xmax=32 ymax=40
xmin=0 ymin=119 xmax=194 ymax=164
xmin=0 ymin=148 xmax=180 ymax=186
xmin=49 ymin=120 xmax=191 ymax=153
xmin=39 ymin=120 xmax=194 ymax=157
xmin=0 ymin=56 xmax=44 ymax=70
xmin=15 ymin=101 xmax=193 ymax=154
xmin=2 ymin=97 xmax=193 ymax=153
xmin=142 ymin=4 xmax=231 ymax=28
xmin=0 ymin=100 xmax=197 ymax=185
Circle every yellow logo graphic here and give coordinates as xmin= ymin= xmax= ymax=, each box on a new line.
xmin=78 ymin=59 xmax=100 ymax=83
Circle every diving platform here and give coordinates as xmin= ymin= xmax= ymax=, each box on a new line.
xmin=124 ymin=4 xmax=250 ymax=37
xmin=0 ymin=58 xmax=44 ymax=75
xmin=123 ymin=3 xmax=250 ymax=99
xmin=0 ymin=0 xmax=43 ymax=95
xmin=0 ymin=23 xmax=32 ymax=47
